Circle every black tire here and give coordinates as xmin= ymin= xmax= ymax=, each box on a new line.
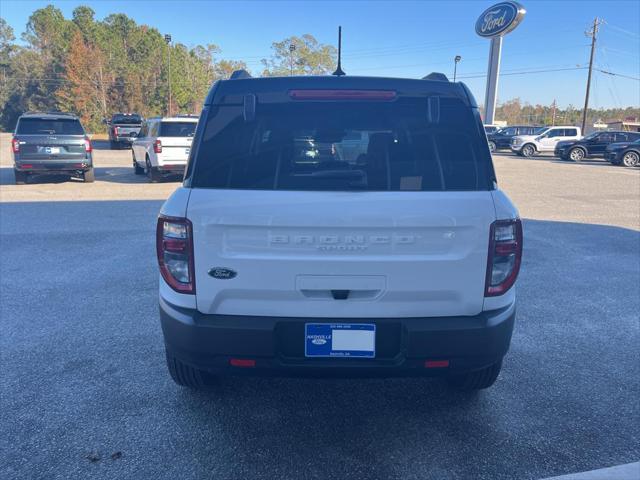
xmin=166 ymin=351 xmax=207 ymax=388
xmin=447 ymin=360 xmax=503 ymax=391
xmin=83 ymin=168 xmax=95 ymax=183
xmin=621 ymin=151 xmax=639 ymax=167
xmin=521 ymin=144 xmax=536 ymax=157
xmin=146 ymin=157 xmax=162 ymax=183
xmin=14 ymin=170 xmax=27 ymax=185
xmin=488 ymin=141 xmax=496 ymax=153
xmin=568 ymin=147 xmax=586 ymax=162
xmin=133 ymin=153 xmax=144 ymax=175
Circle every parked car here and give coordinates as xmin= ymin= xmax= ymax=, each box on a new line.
xmin=555 ymin=131 xmax=640 ymax=161
xmin=511 ymin=126 xmax=582 ymax=157
xmin=131 ymin=115 xmax=198 ymax=182
xmin=486 ymin=125 xmax=545 ymax=152
xmin=605 ymin=138 xmax=640 ymax=167
xmin=106 ymin=113 xmax=143 ymax=149
xmin=11 ymin=112 xmax=94 ymax=184
xmin=484 ymin=124 xmax=501 ymax=135
xmin=157 ymin=71 xmax=523 ymax=391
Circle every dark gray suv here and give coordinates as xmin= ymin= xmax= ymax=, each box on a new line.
xmin=11 ymin=112 xmax=94 ymax=184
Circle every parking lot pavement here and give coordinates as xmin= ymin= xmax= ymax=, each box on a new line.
xmin=1 ymin=133 xmax=639 ymax=480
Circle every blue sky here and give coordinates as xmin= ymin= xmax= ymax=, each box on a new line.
xmin=2 ymin=0 xmax=639 ymax=108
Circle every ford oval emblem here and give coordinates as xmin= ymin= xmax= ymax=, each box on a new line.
xmin=311 ymin=338 xmax=327 ymax=346
xmin=475 ymin=1 xmax=526 ymax=38
xmin=208 ymin=267 xmax=237 ymax=279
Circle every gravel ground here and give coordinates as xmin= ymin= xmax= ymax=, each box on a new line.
xmin=1 ymin=132 xmax=638 ymax=480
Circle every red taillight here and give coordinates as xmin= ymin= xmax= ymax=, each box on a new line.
xmin=84 ymin=137 xmax=92 ymax=153
xmin=154 ymin=139 xmax=162 ymax=153
xmin=113 ymin=126 xmax=119 ymax=136
xmin=229 ymin=358 xmax=256 ymax=368
xmin=288 ymin=89 xmax=397 ymax=101
xmin=156 ymin=215 xmax=195 ymax=294
xmin=485 ymin=219 xmax=523 ymax=296
xmin=21 ymin=164 xmax=33 ymax=169
xmin=11 ymin=137 xmax=19 ymax=153
xmin=425 ymin=360 xmax=450 ymax=368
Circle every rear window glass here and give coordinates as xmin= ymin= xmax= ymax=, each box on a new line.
xmin=112 ymin=114 xmax=141 ymax=124
xmin=160 ymin=122 xmax=197 ymax=137
xmin=191 ymin=97 xmax=492 ymax=191
xmin=17 ymin=118 xmax=84 ymax=135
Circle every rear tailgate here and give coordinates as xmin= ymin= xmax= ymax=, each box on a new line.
xmin=188 ymin=189 xmax=495 ymax=318
xmin=16 ymin=135 xmax=87 ymax=161
xmin=158 ymin=136 xmax=192 ymax=163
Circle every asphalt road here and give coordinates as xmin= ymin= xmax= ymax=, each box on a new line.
xmin=1 ymin=133 xmax=639 ymax=480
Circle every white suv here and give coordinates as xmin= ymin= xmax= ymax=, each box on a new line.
xmin=156 ymin=73 xmax=523 ymax=391
xmin=132 ymin=116 xmax=198 ymax=182
xmin=511 ymin=126 xmax=582 ymax=157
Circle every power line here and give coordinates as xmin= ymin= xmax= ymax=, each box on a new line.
xmin=595 ymin=69 xmax=640 ymax=81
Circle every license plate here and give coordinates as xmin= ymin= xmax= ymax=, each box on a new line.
xmin=39 ymin=146 xmax=61 ymax=154
xmin=305 ymin=323 xmax=375 ymax=358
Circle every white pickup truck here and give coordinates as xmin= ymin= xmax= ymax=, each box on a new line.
xmin=511 ymin=126 xmax=582 ymax=157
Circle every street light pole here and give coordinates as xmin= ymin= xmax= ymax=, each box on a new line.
xmin=164 ymin=34 xmax=172 ymax=116
xmin=289 ymin=43 xmax=296 ymax=76
xmin=453 ymin=55 xmax=462 ymax=82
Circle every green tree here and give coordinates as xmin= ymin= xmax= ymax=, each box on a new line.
xmin=261 ymin=34 xmax=336 ymax=76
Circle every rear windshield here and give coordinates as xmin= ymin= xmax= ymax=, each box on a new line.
xmin=191 ymin=97 xmax=492 ymax=191
xmin=160 ymin=122 xmax=197 ymax=137
xmin=112 ymin=114 xmax=141 ymax=124
xmin=17 ymin=118 xmax=84 ymax=135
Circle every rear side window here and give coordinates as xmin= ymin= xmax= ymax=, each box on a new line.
xmin=160 ymin=122 xmax=197 ymax=137
xmin=565 ymin=128 xmax=578 ymax=136
xmin=17 ymin=118 xmax=84 ymax=135
xmin=191 ymin=97 xmax=492 ymax=191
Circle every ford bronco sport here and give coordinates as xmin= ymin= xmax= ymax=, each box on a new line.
xmin=157 ymin=71 xmax=523 ymax=390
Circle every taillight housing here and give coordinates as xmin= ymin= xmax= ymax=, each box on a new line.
xmin=485 ymin=219 xmax=523 ymax=296
xmin=154 ymin=139 xmax=162 ymax=153
xmin=84 ymin=137 xmax=92 ymax=153
xmin=156 ymin=215 xmax=195 ymax=294
xmin=11 ymin=137 xmax=19 ymax=153
xmin=113 ymin=126 xmax=119 ymax=136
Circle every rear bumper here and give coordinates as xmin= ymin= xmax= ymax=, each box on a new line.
xmin=112 ymin=136 xmax=136 ymax=144
xmin=157 ymin=164 xmax=186 ymax=173
xmin=160 ymin=297 xmax=516 ymax=377
xmin=14 ymin=159 xmax=92 ymax=173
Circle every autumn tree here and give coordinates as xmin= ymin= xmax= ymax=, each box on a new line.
xmin=56 ymin=30 xmax=107 ymax=130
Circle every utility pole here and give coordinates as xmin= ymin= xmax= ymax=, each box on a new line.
xmin=581 ymin=18 xmax=602 ymax=134
xmin=289 ymin=43 xmax=296 ymax=76
xmin=164 ymin=34 xmax=172 ymax=116
xmin=551 ymin=99 xmax=557 ymax=126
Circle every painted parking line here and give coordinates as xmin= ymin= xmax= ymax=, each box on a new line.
xmin=542 ymin=462 xmax=640 ymax=480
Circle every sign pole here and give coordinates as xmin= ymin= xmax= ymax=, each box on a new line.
xmin=484 ymin=36 xmax=503 ymax=125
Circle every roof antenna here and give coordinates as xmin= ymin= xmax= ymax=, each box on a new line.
xmin=332 ymin=26 xmax=346 ymax=76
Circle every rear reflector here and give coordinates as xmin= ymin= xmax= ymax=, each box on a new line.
xmin=21 ymin=164 xmax=33 ymax=169
xmin=229 ymin=358 xmax=256 ymax=368
xmin=425 ymin=360 xmax=450 ymax=368
xmin=288 ymin=89 xmax=397 ymax=101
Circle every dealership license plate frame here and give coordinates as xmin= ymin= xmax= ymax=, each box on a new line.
xmin=305 ymin=323 xmax=376 ymax=358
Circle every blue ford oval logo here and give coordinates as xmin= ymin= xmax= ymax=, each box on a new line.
xmin=208 ymin=267 xmax=237 ymax=279
xmin=475 ymin=2 xmax=526 ymax=38
xmin=311 ymin=338 xmax=327 ymax=346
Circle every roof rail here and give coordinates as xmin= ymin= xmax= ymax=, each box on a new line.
xmin=422 ymin=72 xmax=449 ymax=82
xmin=229 ymin=69 xmax=252 ymax=80
xmin=24 ymin=110 xmax=75 ymax=116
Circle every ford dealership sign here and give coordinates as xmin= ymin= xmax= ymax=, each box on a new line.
xmin=475 ymin=2 xmax=526 ymax=38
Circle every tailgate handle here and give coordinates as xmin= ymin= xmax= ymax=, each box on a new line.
xmin=331 ymin=290 xmax=350 ymax=300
